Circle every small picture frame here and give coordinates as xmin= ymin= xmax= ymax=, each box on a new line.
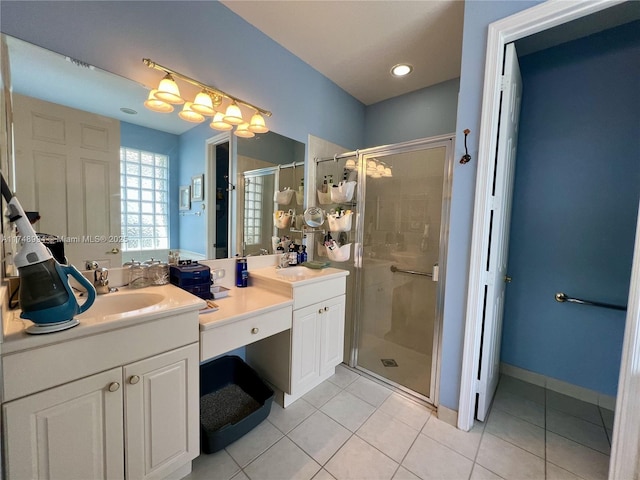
xmin=179 ymin=185 xmax=191 ymax=211
xmin=191 ymin=174 xmax=204 ymax=201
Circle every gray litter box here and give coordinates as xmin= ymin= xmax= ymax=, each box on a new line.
xmin=200 ymin=355 xmax=274 ymax=454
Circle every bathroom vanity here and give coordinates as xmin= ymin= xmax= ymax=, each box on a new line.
xmin=199 ymin=265 xmax=348 ymax=407
xmin=1 ymin=285 xmax=205 ymax=480
xmin=0 ymin=263 xmax=348 ymax=479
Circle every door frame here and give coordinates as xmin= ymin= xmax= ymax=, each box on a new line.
xmin=458 ymin=0 xmax=638 ymax=478
xmin=205 ymin=132 xmax=231 ymax=259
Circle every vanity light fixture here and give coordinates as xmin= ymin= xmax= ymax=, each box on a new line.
xmin=223 ymin=101 xmax=244 ymax=125
xmin=144 ymin=89 xmax=174 ymax=113
xmin=210 ymin=112 xmax=233 ymax=131
xmin=234 ymin=123 xmax=255 ymax=138
xmin=143 ymin=58 xmax=271 ymax=135
xmin=248 ymin=113 xmax=269 ymax=133
xmin=391 ymin=63 xmax=413 ymax=77
xmin=155 ymin=74 xmax=184 ymax=104
xmin=178 ymin=102 xmax=205 ymax=123
xmin=191 ymin=90 xmax=218 ymax=116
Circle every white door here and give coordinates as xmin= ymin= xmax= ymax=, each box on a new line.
xmin=3 ymin=368 xmax=124 ymax=480
xmin=320 ymin=295 xmax=346 ymax=376
xmin=13 ymin=93 xmax=122 ymax=268
xmin=291 ymin=304 xmax=321 ymax=395
xmin=476 ymin=43 xmax=522 ymax=421
xmin=124 ymin=344 xmax=199 ymax=480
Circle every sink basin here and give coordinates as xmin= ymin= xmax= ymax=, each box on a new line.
xmin=77 ymin=292 xmax=165 ymax=318
xmin=275 ymin=267 xmax=310 ymax=280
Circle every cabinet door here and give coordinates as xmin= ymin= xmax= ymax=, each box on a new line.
xmin=124 ymin=343 xmax=199 ymax=480
xmin=3 ymin=368 xmax=124 ymax=480
xmin=291 ymin=303 xmax=321 ymax=396
xmin=320 ymin=295 xmax=346 ymax=375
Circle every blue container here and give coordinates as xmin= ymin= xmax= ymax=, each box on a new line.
xmin=235 ymin=258 xmax=248 ymax=287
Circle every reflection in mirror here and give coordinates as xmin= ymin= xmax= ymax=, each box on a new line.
xmin=3 ymin=33 xmax=306 ymax=270
xmin=236 ymin=133 xmax=305 ymax=256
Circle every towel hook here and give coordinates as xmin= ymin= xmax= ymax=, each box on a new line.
xmin=460 ymin=129 xmax=472 ymax=164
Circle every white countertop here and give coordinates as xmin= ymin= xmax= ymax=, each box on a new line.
xmin=249 ymin=265 xmax=349 ymax=287
xmin=198 ymin=266 xmax=348 ymax=331
xmin=2 ymin=284 xmax=205 ymax=354
xmin=199 ymin=286 xmax=293 ymax=331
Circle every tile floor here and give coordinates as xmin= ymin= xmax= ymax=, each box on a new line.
xmin=186 ymin=366 xmax=614 ymax=480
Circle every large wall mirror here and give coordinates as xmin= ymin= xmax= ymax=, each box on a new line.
xmin=2 ymin=34 xmax=305 ymax=271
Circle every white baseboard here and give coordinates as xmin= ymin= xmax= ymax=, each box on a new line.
xmin=500 ymin=363 xmax=616 ymax=410
xmin=437 ymin=404 xmax=458 ymax=427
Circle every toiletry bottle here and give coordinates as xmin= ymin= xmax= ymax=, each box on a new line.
xmin=301 ymin=245 xmax=308 ymax=264
xmin=299 ymin=177 xmax=304 ymax=194
xmin=288 ymin=244 xmax=298 ymax=266
xmin=235 ymin=258 xmax=248 ymax=287
xmin=322 ymin=176 xmax=328 ymax=193
xmin=328 ymin=175 xmax=334 ymax=189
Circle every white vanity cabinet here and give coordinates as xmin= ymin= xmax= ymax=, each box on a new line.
xmin=291 ymin=294 xmax=345 ymax=397
xmin=3 ymin=343 xmax=199 ymax=480
xmin=4 ymin=367 xmax=125 ymax=480
xmin=247 ymin=268 xmax=348 ymax=407
xmin=1 ymin=286 xmax=204 ymax=480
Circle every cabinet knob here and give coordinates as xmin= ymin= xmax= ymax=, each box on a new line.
xmin=251 ymin=327 xmax=259 ymax=334
xmin=318 ymin=309 xmax=323 ymax=314
xmin=107 ymin=382 xmax=120 ymax=392
xmin=324 ymin=306 xmax=329 ymax=312
xmin=129 ymin=375 xmax=140 ymax=385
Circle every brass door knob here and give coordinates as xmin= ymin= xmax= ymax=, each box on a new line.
xmin=251 ymin=327 xmax=259 ymax=334
xmin=129 ymin=375 xmax=140 ymax=385
xmin=108 ymin=382 xmax=120 ymax=392
xmin=504 ymin=275 xmax=512 ymax=283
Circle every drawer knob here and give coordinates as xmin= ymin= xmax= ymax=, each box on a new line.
xmin=108 ymin=382 xmax=120 ymax=392
xmin=129 ymin=375 xmax=140 ymax=385
xmin=251 ymin=327 xmax=259 ymax=334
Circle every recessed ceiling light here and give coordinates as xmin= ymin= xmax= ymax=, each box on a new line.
xmin=391 ymin=63 xmax=413 ymax=77
xmin=120 ymin=107 xmax=138 ymax=115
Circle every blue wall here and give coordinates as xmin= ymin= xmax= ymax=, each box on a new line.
xmin=501 ymin=22 xmax=640 ymax=396
xmin=440 ymin=0 xmax=543 ymax=410
xmin=364 ymin=78 xmax=460 ymax=147
xmin=120 ymin=122 xmax=181 ymax=249
xmin=176 ymin=122 xmax=214 ymax=254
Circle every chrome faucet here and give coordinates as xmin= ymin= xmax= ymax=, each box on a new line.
xmin=94 ymin=267 xmax=110 ymax=295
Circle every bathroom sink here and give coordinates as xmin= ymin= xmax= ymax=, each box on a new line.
xmin=77 ymin=291 xmax=165 ymax=318
xmin=275 ymin=267 xmax=311 ymax=280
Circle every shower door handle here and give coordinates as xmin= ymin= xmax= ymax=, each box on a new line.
xmin=390 ymin=264 xmax=438 ymax=282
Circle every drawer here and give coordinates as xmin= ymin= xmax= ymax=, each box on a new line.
xmin=293 ymin=276 xmax=346 ymax=310
xmin=200 ymin=306 xmax=292 ymax=361
xmin=2 ymin=312 xmax=199 ymax=402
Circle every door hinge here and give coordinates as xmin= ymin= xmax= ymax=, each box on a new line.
xmin=500 ymin=75 xmax=509 ymax=92
xmin=474 ymin=378 xmax=482 ymax=394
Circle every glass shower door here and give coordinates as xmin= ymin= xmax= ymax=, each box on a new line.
xmin=354 ymin=140 xmax=451 ymax=401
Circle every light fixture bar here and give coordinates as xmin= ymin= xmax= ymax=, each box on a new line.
xmin=142 ymin=58 xmax=272 ymax=117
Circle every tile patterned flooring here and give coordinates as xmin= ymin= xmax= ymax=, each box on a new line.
xmin=186 ymin=367 xmax=613 ymax=480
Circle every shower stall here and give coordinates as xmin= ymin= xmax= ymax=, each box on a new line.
xmin=314 ymin=135 xmax=453 ymax=404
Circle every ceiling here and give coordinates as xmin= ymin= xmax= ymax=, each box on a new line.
xmin=221 ymin=1 xmax=464 ymax=106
